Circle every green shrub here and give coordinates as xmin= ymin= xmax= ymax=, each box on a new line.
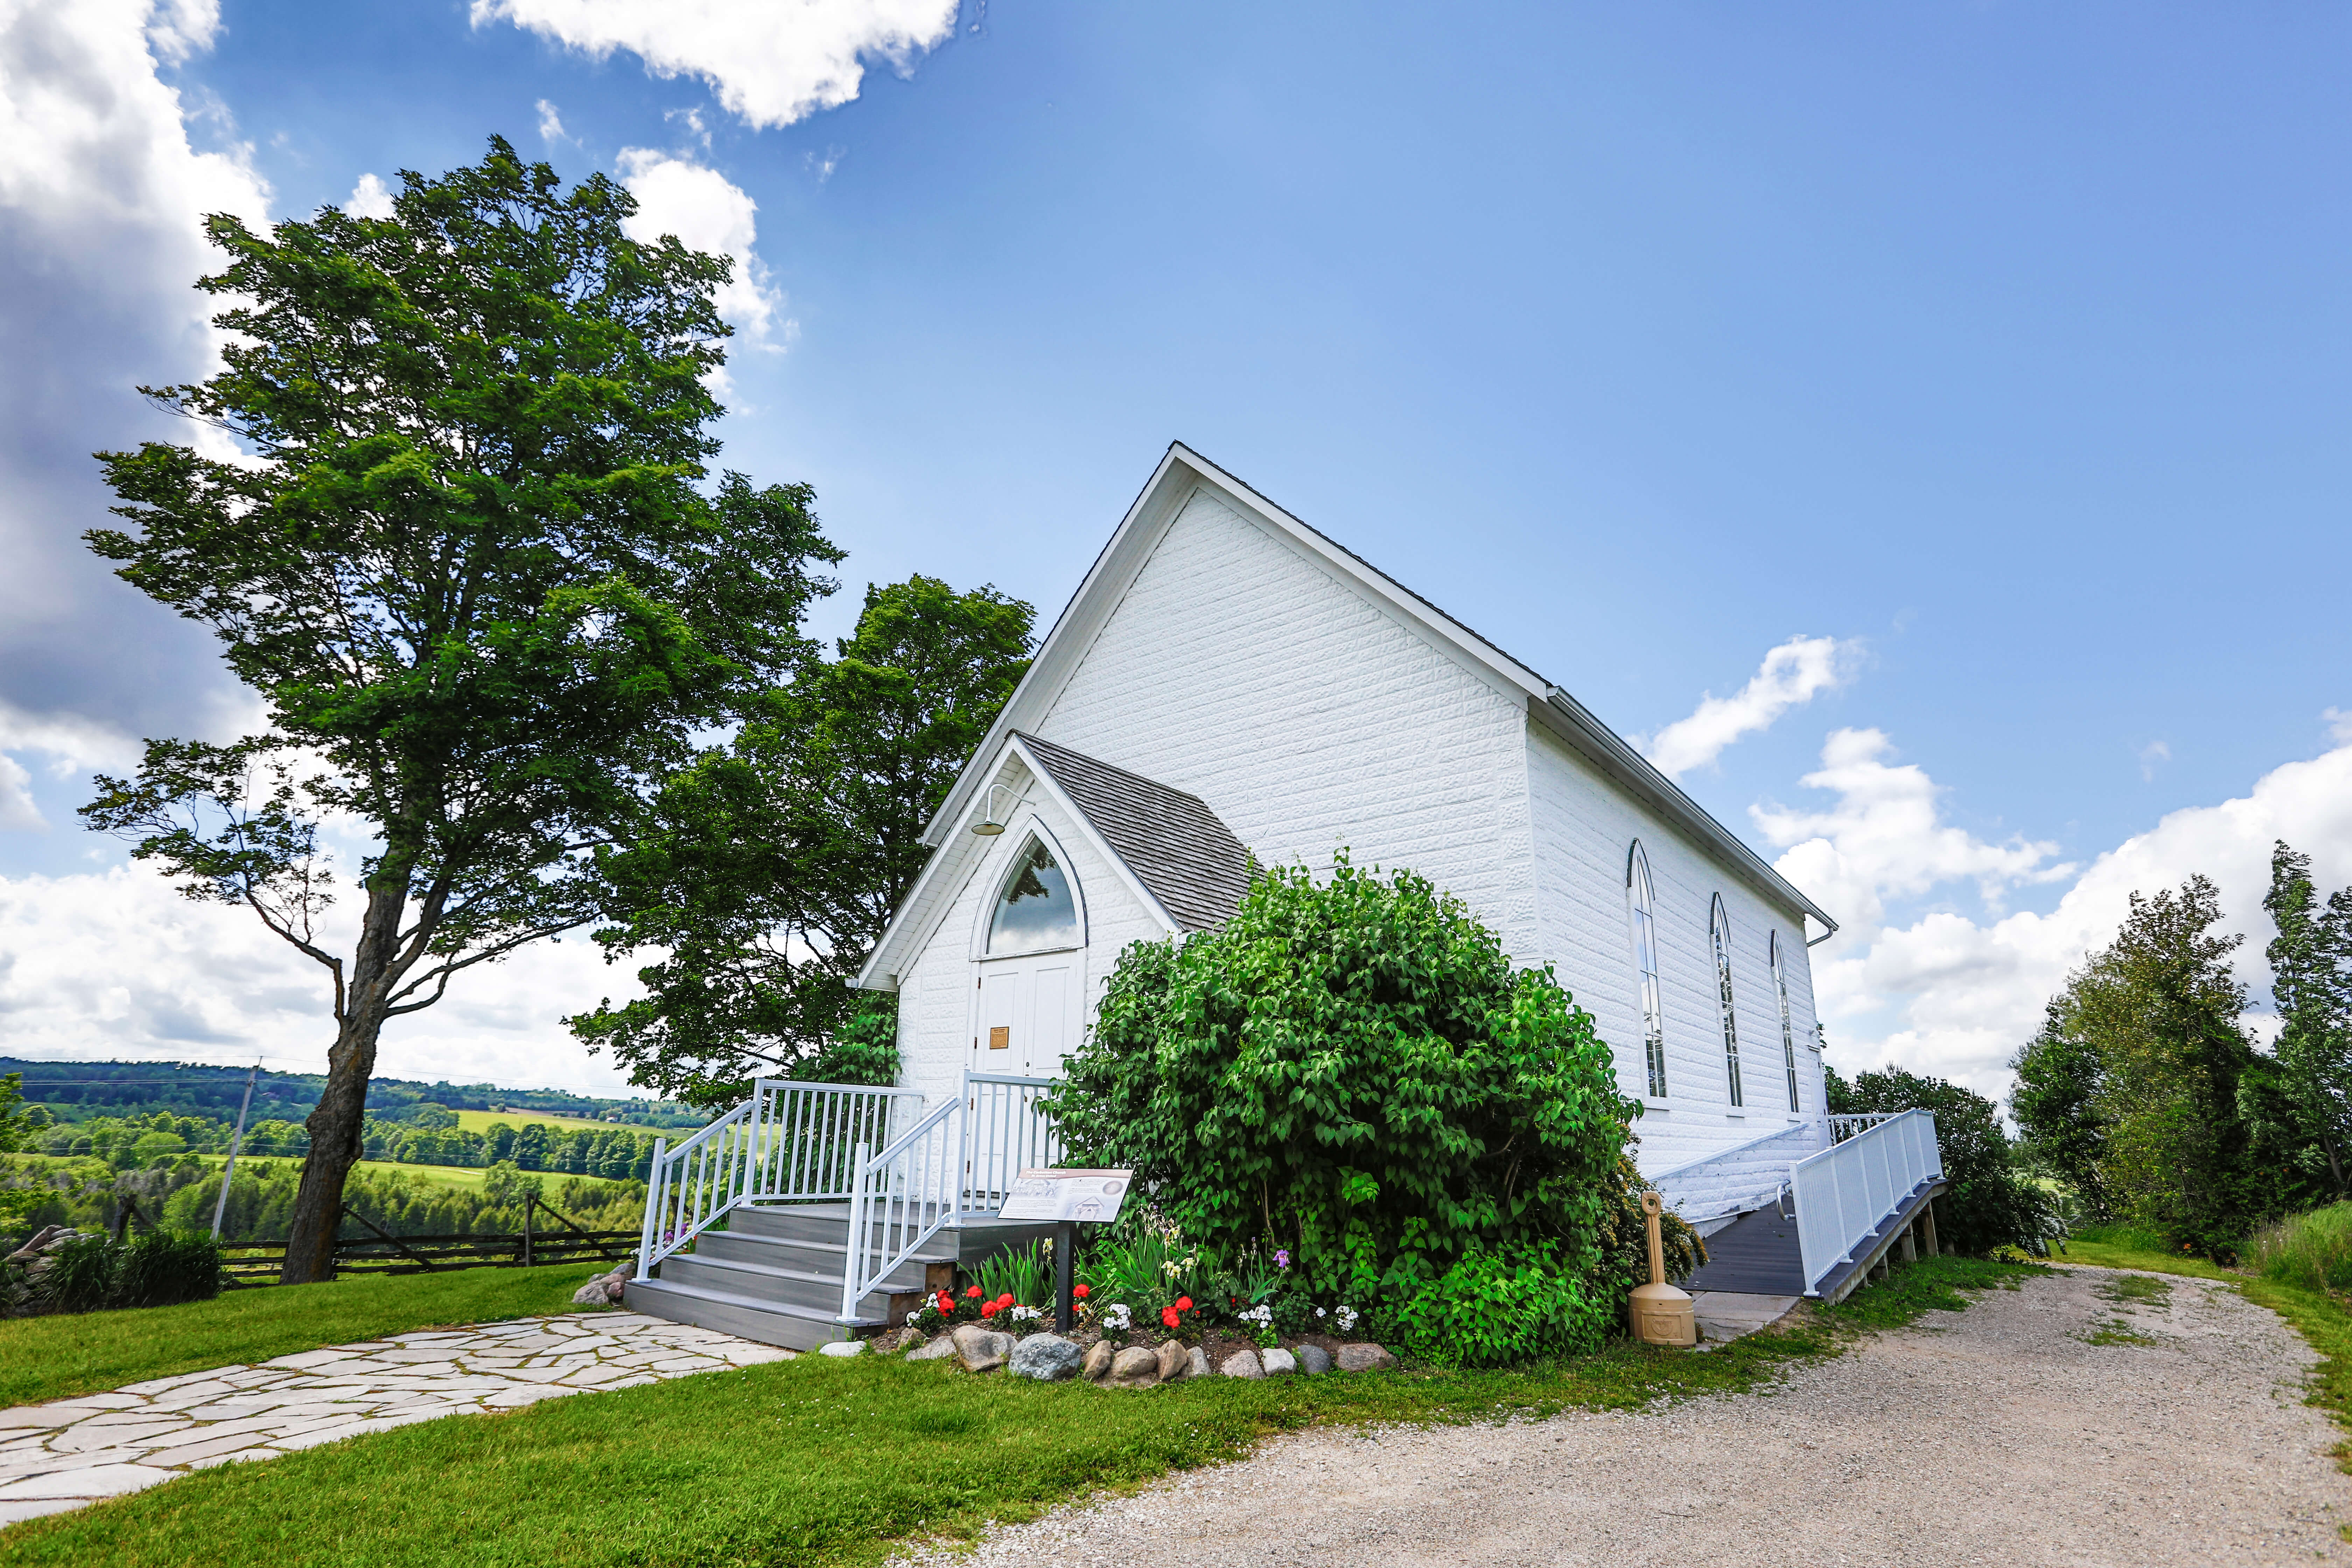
xmin=1382 ymin=1241 xmax=1611 ymax=1366
xmin=2253 ymin=1202 xmax=2352 ymax=1292
xmin=38 ymin=1234 xmax=119 ymax=1313
xmin=113 ymin=1229 xmax=224 ymax=1308
xmin=1049 ymin=855 xmax=1634 ymax=1332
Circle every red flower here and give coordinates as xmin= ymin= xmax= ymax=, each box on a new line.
xmin=980 ymin=1302 xmax=998 ymax=1318
xmin=1073 ymin=1283 xmax=1090 ymax=1299
xmin=1160 ymin=1306 xmax=1181 ymax=1328
xmin=965 ymin=1284 xmax=983 ymax=1298
xmin=936 ymin=1292 xmax=953 ymax=1315
xmin=1175 ymin=1296 xmax=1192 ymax=1312
xmin=996 ymin=1293 xmax=1014 ymax=1309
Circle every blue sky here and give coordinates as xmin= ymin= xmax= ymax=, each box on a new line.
xmin=2 ymin=1 xmax=2348 ymax=1098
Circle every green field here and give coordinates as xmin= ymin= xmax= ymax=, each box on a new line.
xmin=452 ymin=1108 xmax=624 ymax=1136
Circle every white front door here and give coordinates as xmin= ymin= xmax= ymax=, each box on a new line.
xmin=972 ymin=955 xmax=1080 ymax=1078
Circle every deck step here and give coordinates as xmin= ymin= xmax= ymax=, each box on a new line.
xmin=623 ymin=1276 xmax=882 ymax=1351
xmin=659 ymin=1249 xmax=897 ymax=1318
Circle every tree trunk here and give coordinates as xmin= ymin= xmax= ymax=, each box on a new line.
xmin=280 ymin=881 xmax=411 ymax=1284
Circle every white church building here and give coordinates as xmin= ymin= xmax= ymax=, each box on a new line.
xmin=628 ymin=444 xmax=1949 ymax=1347
xmin=856 ymin=442 xmax=1839 ymax=1216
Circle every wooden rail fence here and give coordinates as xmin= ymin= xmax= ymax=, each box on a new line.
xmin=217 ymin=1197 xmax=634 ymax=1286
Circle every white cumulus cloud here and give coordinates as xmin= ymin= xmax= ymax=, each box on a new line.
xmin=616 ymin=147 xmax=786 ymax=346
xmin=1778 ymin=731 xmax=2352 ymax=1106
xmin=0 ymin=864 xmax=649 ymax=1094
xmin=343 ymin=171 xmax=394 ymax=219
xmin=472 ymin=0 xmax=961 ymax=130
xmin=535 ymin=98 xmax=566 ymax=143
xmin=1643 ymin=634 xmax=1857 ymax=779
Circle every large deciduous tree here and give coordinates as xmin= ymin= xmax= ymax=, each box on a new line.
xmin=571 ymin=575 xmax=1032 ymax=1104
xmin=81 ymin=140 xmax=842 ymax=1283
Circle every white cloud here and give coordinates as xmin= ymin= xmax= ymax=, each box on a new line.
xmin=0 ymin=0 xmax=273 ymax=746
xmin=0 ymin=699 xmax=141 ymax=832
xmin=0 ymin=864 xmax=648 ymax=1094
xmin=1783 ymin=731 xmax=2352 ymax=1106
xmin=616 ymin=148 xmax=786 ymax=346
xmin=535 ymin=98 xmax=567 ymax=143
xmin=2138 ymin=738 xmax=2170 ymax=781
xmin=1643 ymin=634 xmax=1857 ymax=779
xmin=473 ymin=0 xmax=960 ymax=131
xmin=343 ymin=171 xmax=394 ymax=219
xmin=2326 ymin=707 xmax=2352 ymax=745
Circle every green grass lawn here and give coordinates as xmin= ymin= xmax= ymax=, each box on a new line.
xmin=451 ymin=1108 xmax=619 ymax=1136
xmin=0 ymin=1263 xmax=609 ymax=1409
xmin=1 ymin=1255 xmax=2040 ymax=1567
xmin=2054 ymin=1222 xmax=2240 ymax=1282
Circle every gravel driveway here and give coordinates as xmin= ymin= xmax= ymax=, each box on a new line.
xmin=901 ymin=1267 xmax=2350 ymax=1567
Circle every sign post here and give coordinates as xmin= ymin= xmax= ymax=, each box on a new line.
xmin=996 ymin=1168 xmax=1133 ymax=1336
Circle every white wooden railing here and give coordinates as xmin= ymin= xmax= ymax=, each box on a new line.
xmin=1827 ymin=1112 xmax=1900 ymax=1143
xmin=1790 ymin=1108 xmax=1943 ymax=1296
xmin=638 ymin=1080 xmax=926 ymax=1272
xmin=837 ymin=1072 xmax=1062 ymax=1321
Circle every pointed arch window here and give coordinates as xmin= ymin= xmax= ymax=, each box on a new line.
xmin=1771 ymin=931 xmax=1799 ymax=1113
xmin=1711 ymin=895 xmax=1743 ymax=1108
xmin=1626 ymin=842 xmax=1668 ymax=1099
xmin=987 ymin=835 xmax=1080 ymax=955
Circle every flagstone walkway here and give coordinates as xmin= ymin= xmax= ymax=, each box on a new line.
xmin=0 ymin=1309 xmax=790 ymax=1526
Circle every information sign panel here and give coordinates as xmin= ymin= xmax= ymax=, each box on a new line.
xmin=996 ymin=1168 xmax=1133 ymax=1223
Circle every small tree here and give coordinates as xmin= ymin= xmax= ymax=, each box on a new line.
xmin=2264 ymin=841 xmax=2352 ymax=1197
xmin=2009 ymin=1002 xmax=2110 ymax=1217
xmin=80 ymin=140 xmax=842 ymax=1282
xmin=1050 ymin=855 xmax=1635 ymax=1348
xmin=573 ymin=575 xmax=1032 ymax=1102
xmin=2063 ymin=876 xmax=2264 ymax=1255
xmin=1827 ymin=1064 xmax=2054 ymax=1255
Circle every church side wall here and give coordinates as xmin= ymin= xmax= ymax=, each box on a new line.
xmin=1035 ymin=488 xmax=1540 ymax=954
xmin=894 ymin=761 xmax=1167 ymax=1110
xmin=1523 ymin=726 xmax=1829 ymax=1179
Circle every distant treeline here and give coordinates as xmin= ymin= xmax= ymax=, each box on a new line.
xmin=24 ymin=1108 xmax=671 ymax=1182
xmin=2 ymin=1058 xmax=704 ymax=1132
xmin=3 ymin=1155 xmax=645 ymax=1247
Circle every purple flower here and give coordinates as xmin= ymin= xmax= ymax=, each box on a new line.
xmin=1274 ymin=1249 xmax=1290 ymax=1268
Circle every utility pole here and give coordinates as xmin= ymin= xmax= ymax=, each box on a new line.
xmin=211 ymin=1063 xmax=261 ymax=1240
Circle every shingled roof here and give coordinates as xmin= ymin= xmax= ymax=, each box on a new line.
xmin=1014 ymin=732 xmax=1254 ymax=932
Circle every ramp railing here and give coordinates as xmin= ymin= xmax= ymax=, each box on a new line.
xmin=1790 ymin=1108 xmax=1942 ymax=1296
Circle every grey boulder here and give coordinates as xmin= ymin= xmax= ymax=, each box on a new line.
xmin=952 ymin=1324 xmax=1016 ymax=1372
xmin=1336 ymin=1342 xmax=1397 ymax=1372
xmin=1296 ymin=1344 xmax=1334 ymax=1375
xmin=1082 ymin=1340 xmax=1117 ymax=1381
xmin=1189 ymin=1346 xmax=1212 ymax=1380
xmin=908 ymin=1335 xmax=961 ymax=1363
xmin=571 ymin=1258 xmax=637 ymax=1306
xmin=818 ymin=1340 xmax=866 ymax=1358
xmin=1155 ymin=1340 xmax=1192 ymax=1382
xmin=1260 ymin=1348 xmax=1298 ymax=1377
xmin=1219 ymin=1349 xmax=1264 ymax=1379
xmin=1108 ymin=1345 xmax=1162 ymax=1387
xmin=1008 ymin=1334 xmax=1084 ymax=1382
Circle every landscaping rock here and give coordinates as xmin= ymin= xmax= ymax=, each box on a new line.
xmin=1082 ymin=1340 xmax=1117 ymax=1381
xmin=1260 ymin=1348 xmax=1298 ymax=1377
xmin=908 ymin=1335 xmax=960 ymax=1363
xmin=1296 ymin=1344 xmax=1334 ymax=1375
xmin=1189 ymin=1346 xmax=1211 ymax=1380
xmin=1009 ymin=1334 xmax=1084 ymax=1382
xmin=570 ymin=1259 xmax=636 ymax=1307
xmin=1108 ymin=1346 xmax=1162 ymax=1387
xmin=819 ymin=1340 xmax=866 ymax=1358
xmin=1336 ymin=1342 xmax=1396 ymax=1372
xmin=1219 ymin=1349 xmax=1264 ymax=1379
xmin=1154 ymin=1340 xmax=1191 ymax=1382
xmin=952 ymin=1325 xmax=1015 ymax=1372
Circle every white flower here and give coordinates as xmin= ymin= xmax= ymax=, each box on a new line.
xmin=1102 ymin=1303 xmax=1134 ymax=1331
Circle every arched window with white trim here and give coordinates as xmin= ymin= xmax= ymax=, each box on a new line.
xmin=1710 ymin=895 xmax=1743 ymax=1108
xmin=986 ymin=835 xmax=1081 ymax=955
xmin=1771 ymin=931 xmax=1799 ymax=1113
xmin=1626 ymin=842 xmax=1667 ymax=1099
